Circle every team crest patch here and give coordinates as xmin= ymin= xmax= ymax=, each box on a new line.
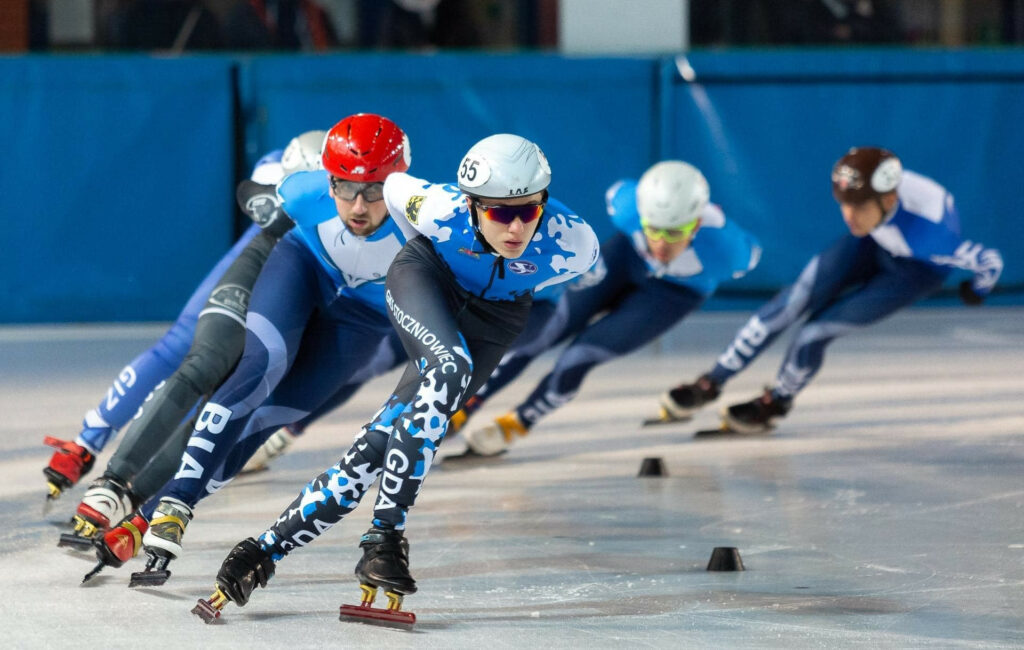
xmin=208 ymin=283 xmax=250 ymax=318
xmin=507 ymin=260 xmax=538 ymax=275
xmin=244 ymin=194 xmax=280 ymax=227
xmin=406 ymin=195 xmax=426 ymax=224
xmin=458 ymin=247 xmax=480 ymax=259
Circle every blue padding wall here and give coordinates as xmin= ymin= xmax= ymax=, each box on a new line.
xmin=238 ymin=53 xmax=658 ymax=242
xmin=1 ymin=50 xmax=1020 ymax=323
xmin=662 ymin=50 xmax=1024 ymax=293
xmin=0 ymin=56 xmax=235 ymax=323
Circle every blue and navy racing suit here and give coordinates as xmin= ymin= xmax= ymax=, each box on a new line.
xmin=511 ymin=179 xmax=761 ymax=429
xmin=71 ymin=151 xmax=284 ymax=455
xmin=462 ymin=266 xmax=585 ymax=411
xmin=152 ymin=170 xmax=408 ymax=516
xmin=256 ymin=171 xmax=599 ymax=559
xmin=707 ymin=169 xmax=1004 ymax=401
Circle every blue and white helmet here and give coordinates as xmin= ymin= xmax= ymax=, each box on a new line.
xmin=636 ymin=160 xmax=709 ymax=229
xmin=281 ymin=129 xmax=328 ymax=176
xmin=457 ymin=134 xmax=552 ymax=199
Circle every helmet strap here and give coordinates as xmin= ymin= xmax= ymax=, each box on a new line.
xmin=468 ymin=201 xmax=499 ymax=255
xmin=873 ymin=193 xmax=898 ymax=230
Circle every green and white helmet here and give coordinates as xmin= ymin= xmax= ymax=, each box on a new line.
xmin=281 ymin=129 xmax=328 ymax=176
xmin=636 ymin=160 xmax=709 ymax=229
xmin=457 ymin=134 xmax=551 ymax=199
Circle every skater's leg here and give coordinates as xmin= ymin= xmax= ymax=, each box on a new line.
xmin=237 ymin=328 xmax=407 ymax=475
xmin=257 ymin=239 xmax=529 ymax=556
xmin=720 ymin=251 xmax=948 ymax=433
xmin=75 ymin=226 xmax=261 ymax=453
xmin=368 ymin=240 xmax=530 ymax=531
xmin=205 ymin=302 xmax=394 ymax=490
xmin=467 ymin=297 xmax=563 ymax=406
xmin=771 ymin=253 xmax=948 ymax=398
xmin=515 ymin=281 xmax=703 ymax=429
xmin=707 ymin=234 xmax=878 ymax=386
xmin=153 ymin=238 xmax=323 ymax=510
xmin=65 ymin=230 xmax=276 ymax=533
xmin=103 ymin=230 xmax=277 ymax=488
xmin=288 ymin=329 xmax=407 ymax=434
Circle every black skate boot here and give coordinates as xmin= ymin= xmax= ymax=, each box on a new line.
xmin=721 ymin=389 xmax=792 ymax=434
xmin=192 ymin=538 xmax=275 ymax=623
xmin=652 ymin=374 xmax=721 ymax=425
xmin=355 ymin=526 xmax=416 ymax=594
xmin=340 ymin=526 xmax=417 ymax=627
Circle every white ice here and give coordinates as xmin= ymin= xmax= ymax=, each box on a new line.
xmin=1 ymin=308 xmax=1022 ymax=648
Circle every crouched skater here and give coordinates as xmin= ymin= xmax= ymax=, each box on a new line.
xmin=192 ymin=133 xmax=599 ymax=624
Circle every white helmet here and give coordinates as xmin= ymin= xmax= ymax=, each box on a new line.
xmin=281 ymin=129 xmax=328 ymax=176
xmin=457 ymin=134 xmax=551 ymax=199
xmin=636 ymin=160 xmax=710 ymax=229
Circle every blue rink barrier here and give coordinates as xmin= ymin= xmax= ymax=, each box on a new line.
xmin=0 ymin=50 xmax=1020 ymax=323
xmin=237 ymin=52 xmax=659 ymax=244
xmin=0 ymin=56 xmax=236 ymax=323
xmin=661 ymin=49 xmax=1024 ymax=295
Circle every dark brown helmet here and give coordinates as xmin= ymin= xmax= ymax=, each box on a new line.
xmin=831 ymin=147 xmax=902 ymax=204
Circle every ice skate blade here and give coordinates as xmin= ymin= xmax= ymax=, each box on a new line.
xmin=694 ymin=425 xmax=772 ymax=438
xmin=638 ymin=407 xmax=696 ymax=427
xmin=642 ymin=413 xmax=692 ymax=427
xmin=237 ymin=464 xmax=269 ymax=476
xmin=191 ymin=599 xmax=222 ymax=624
xmin=81 ymin=561 xmax=106 ymax=584
xmin=339 ymin=603 xmax=416 ymax=628
xmin=192 ymin=588 xmax=229 ymax=624
xmin=443 ymin=447 xmax=507 ymax=463
xmin=58 ymin=533 xmax=96 ymax=551
xmin=43 ymin=492 xmax=60 ymax=515
xmin=128 ymin=569 xmax=171 ymax=588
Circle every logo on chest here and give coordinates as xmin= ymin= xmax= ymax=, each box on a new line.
xmin=507 ymin=260 xmax=538 ymax=275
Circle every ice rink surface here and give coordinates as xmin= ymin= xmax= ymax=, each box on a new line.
xmin=1 ymin=308 xmax=1022 ymax=649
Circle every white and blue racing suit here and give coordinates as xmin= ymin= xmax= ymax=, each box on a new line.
xmin=708 ymin=169 xmax=1004 ymax=401
xmin=511 ymin=178 xmax=761 ymax=428
xmin=257 ymin=171 xmax=599 ymax=558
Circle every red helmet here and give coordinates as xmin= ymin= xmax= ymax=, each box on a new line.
xmin=831 ymin=147 xmax=902 ymax=204
xmin=322 ymin=113 xmax=411 ymax=182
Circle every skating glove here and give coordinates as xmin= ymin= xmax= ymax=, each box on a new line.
xmin=958 ymin=280 xmax=984 ymax=306
xmin=236 ymin=180 xmax=295 ymax=239
xmin=216 ymin=538 xmax=276 ymax=606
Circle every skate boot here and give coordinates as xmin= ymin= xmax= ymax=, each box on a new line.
xmin=240 ymin=427 xmax=296 ymax=475
xmin=340 ymin=526 xmax=416 ymax=627
xmin=43 ymin=436 xmax=95 ymax=502
xmin=721 ymin=389 xmax=792 ymax=434
xmin=447 ymin=395 xmax=483 ymax=436
xmin=192 ymin=537 xmax=277 ymax=623
xmin=80 ymin=513 xmax=148 ymax=584
xmin=132 ymin=497 xmax=193 ymax=587
xmin=464 ymin=411 xmax=527 ymax=457
xmin=59 ymin=476 xmax=135 ymax=550
xmin=654 ymin=374 xmax=721 ymax=423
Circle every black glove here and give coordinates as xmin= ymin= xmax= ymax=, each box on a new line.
xmin=958 ymin=280 xmax=984 ymax=306
xmin=236 ymin=180 xmax=294 ymax=239
xmin=215 ymin=538 xmax=275 ymax=606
